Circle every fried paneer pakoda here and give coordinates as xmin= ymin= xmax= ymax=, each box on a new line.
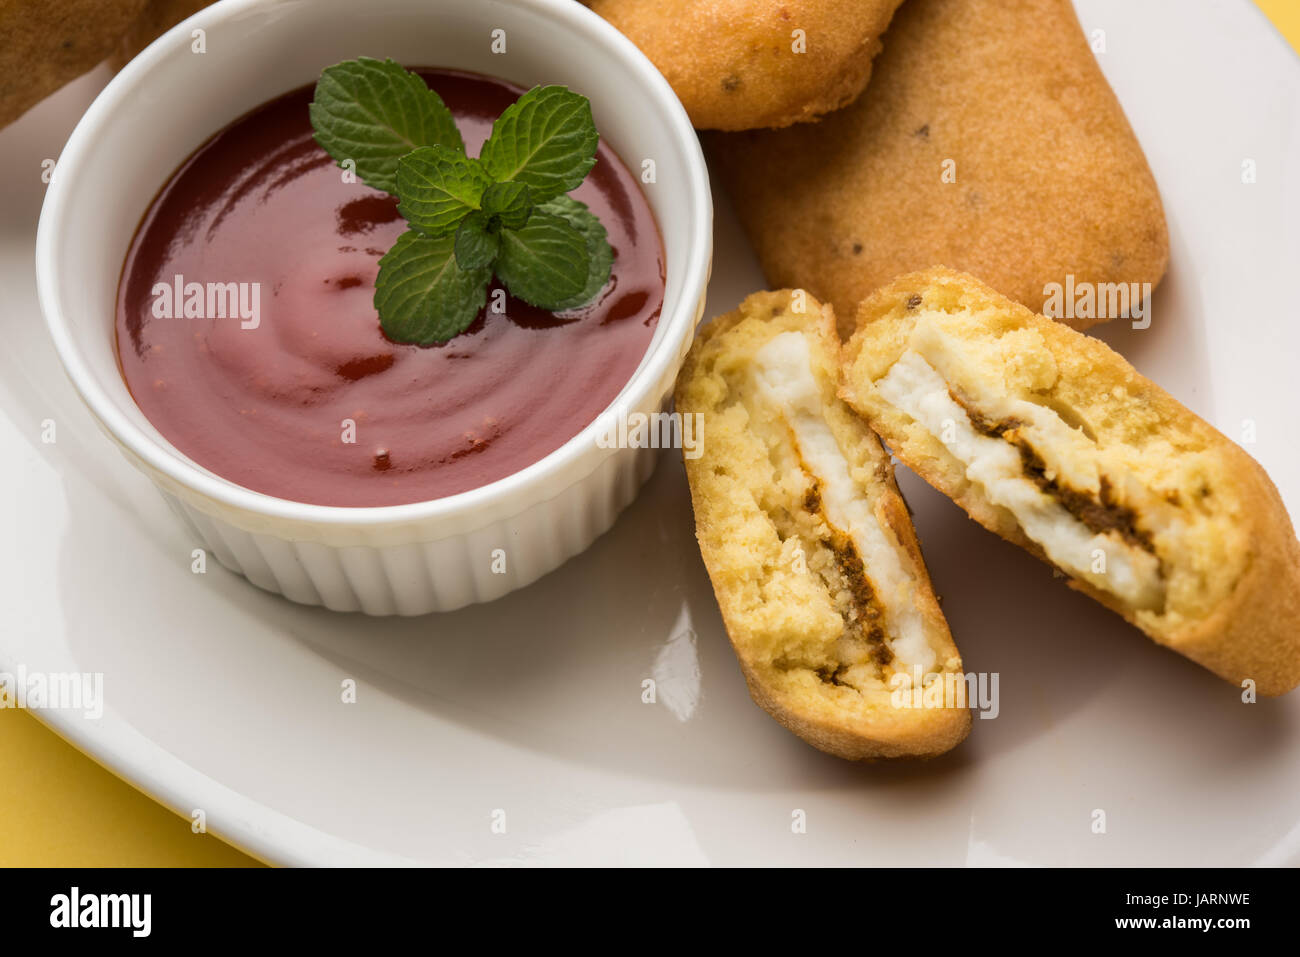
xmin=675 ymin=289 xmax=971 ymax=759
xmin=708 ymin=0 xmax=1169 ymax=332
xmin=587 ymin=0 xmax=903 ymax=130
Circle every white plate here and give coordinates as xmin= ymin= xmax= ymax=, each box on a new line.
xmin=3 ymin=0 xmax=1299 ymax=866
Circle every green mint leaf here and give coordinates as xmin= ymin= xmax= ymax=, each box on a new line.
xmin=494 ymin=211 xmax=590 ymax=309
xmin=374 ymin=230 xmax=490 ymax=344
xmin=396 ymin=146 xmax=492 ymax=237
xmin=309 ymin=57 xmax=463 ymax=195
xmin=454 ymin=212 xmax=500 ymax=271
xmin=538 ymin=195 xmax=614 ymax=311
xmin=480 ymin=181 xmax=533 ymax=231
xmin=479 ymin=86 xmax=598 ymax=203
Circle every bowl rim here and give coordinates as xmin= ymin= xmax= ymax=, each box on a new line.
xmin=35 ymin=0 xmax=711 ymax=528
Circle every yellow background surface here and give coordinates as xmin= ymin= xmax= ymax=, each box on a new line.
xmin=2 ymin=2 xmax=1297 ymax=869
xmin=1259 ymin=0 xmax=1300 ymax=54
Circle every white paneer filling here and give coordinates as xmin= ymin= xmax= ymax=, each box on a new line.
xmin=752 ymin=332 xmax=936 ymax=675
xmin=877 ymin=351 xmax=1164 ymax=610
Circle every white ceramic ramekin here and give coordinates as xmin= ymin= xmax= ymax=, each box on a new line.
xmin=37 ymin=0 xmax=711 ymax=615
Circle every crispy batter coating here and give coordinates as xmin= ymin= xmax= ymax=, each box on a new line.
xmin=708 ymin=0 xmax=1170 ymax=332
xmin=841 ymin=268 xmax=1300 ymax=695
xmin=587 ymin=0 xmax=903 ymax=130
xmin=0 ymin=0 xmax=147 ymax=128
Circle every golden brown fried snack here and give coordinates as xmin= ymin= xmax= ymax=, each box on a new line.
xmin=675 ymin=289 xmax=971 ymax=759
xmin=109 ymin=0 xmax=208 ymax=70
xmin=841 ymin=268 xmax=1300 ymax=695
xmin=0 ymin=0 xmax=147 ymax=128
xmin=587 ymin=0 xmax=903 ymax=130
xmin=709 ymin=0 xmax=1169 ymax=332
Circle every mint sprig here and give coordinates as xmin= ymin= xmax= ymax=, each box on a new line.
xmin=311 ymin=59 xmax=614 ymax=345
xmin=373 ymin=232 xmax=491 ymax=345
xmin=396 ymin=146 xmax=493 ymax=236
xmin=309 ymin=58 xmax=464 ymax=195
xmin=495 ymin=211 xmax=591 ymax=307
xmin=453 ymin=212 xmax=500 ymax=270
xmin=543 ymin=195 xmax=615 ymax=311
xmin=479 ymin=182 xmax=533 ymax=231
xmin=479 ymin=86 xmax=599 ymax=201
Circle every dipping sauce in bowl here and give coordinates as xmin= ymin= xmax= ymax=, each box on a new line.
xmin=115 ymin=69 xmax=664 ymax=507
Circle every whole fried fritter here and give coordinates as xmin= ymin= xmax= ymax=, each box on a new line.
xmin=708 ymin=0 xmax=1170 ymax=331
xmin=0 ymin=0 xmax=147 ymax=128
xmin=587 ymin=0 xmax=904 ymax=131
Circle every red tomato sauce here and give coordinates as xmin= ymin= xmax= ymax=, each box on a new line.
xmin=116 ymin=69 xmax=664 ymax=506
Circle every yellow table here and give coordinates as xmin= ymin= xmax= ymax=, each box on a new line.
xmin=1259 ymin=0 xmax=1300 ymax=53
xmin=3 ymin=1 xmax=1297 ymax=868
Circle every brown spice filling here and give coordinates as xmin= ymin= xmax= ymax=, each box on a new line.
xmin=802 ymin=481 xmax=894 ymax=669
xmin=827 ymin=529 xmax=894 ymax=666
xmin=949 ymin=390 xmax=1155 ymax=553
xmin=1013 ymin=442 xmax=1153 ymax=551
xmin=815 ymin=663 xmax=854 ymax=688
